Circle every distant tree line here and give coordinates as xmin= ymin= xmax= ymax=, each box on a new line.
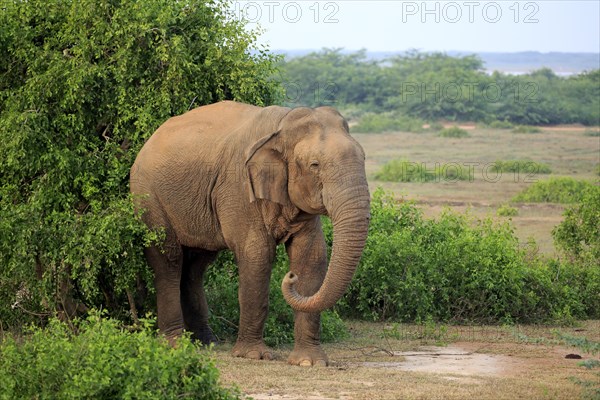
xmin=279 ymin=49 xmax=600 ymax=126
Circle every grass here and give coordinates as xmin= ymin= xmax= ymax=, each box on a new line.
xmin=374 ymin=159 xmax=473 ymax=182
xmin=214 ymin=321 xmax=600 ymax=400
xmin=353 ymin=124 xmax=598 ymax=255
xmin=352 ymin=113 xmax=425 ymax=133
xmin=497 ymin=204 xmax=518 ymax=217
xmin=439 ymin=126 xmax=470 ymax=138
xmin=487 ymin=120 xmax=514 ymax=129
xmin=491 ymin=160 xmax=552 ymax=174
xmin=513 ymin=125 xmax=542 ymax=133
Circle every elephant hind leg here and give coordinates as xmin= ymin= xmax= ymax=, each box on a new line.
xmin=181 ymin=248 xmax=218 ymax=344
xmin=145 ymin=243 xmax=184 ymax=344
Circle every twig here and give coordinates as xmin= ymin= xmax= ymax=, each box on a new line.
xmin=126 ymin=289 xmax=140 ymax=327
xmin=188 ymin=96 xmax=198 ymax=110
xmin=213 ymin=315 xmax=238 ymax=329
xmin=101 ymin=124 xmax=112 ymax=141
xmin=12 ymin=303 xmax=52 ymax=318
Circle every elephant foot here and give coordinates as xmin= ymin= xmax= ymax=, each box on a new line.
xmin=288 ymin=346 xmax=328 ymax=367
xmin=232 ymin=340 xmax=275 ymax=360
xmin=163 ymin=328 xmax=184 ymax=348
xmin=192 ymin=329 xmax=218 ymax=346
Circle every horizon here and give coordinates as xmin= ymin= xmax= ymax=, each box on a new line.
xmin=231 ymin=1 xmax=600 ymax=54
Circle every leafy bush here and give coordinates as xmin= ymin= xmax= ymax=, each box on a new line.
xmin=512 ymin=125 xmax=542 ymax=133
xmin=334 ymin=188 xmax=599 ymax=323
xmin=488 ymin=120 xmax=514 ymax=129
xmin=512 ymin=178 xmax=596 ymax=203
xmin=497 ymin=204 xmax=519 ymax=217
xmin=491 ymin=160 xmax=552 ymax=174
xmin=205 ymin=246 xmax=348 ymax=346
xmin=374 ymin=160 xmax=472 ymax=182
xmin=0 ymin=0 xmax=280 ymax=328
xmin=438 ymin=126 xmax=470 ymax=138
xmin=553 ymin=185 xmax=600 ymax=267
xmin=0 ymin=312 xmax=238 ymax=399
xmin=352 ymin=113 xmax=425 ymax=133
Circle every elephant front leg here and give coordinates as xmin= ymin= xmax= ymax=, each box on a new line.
xmin=232 ymin=241 xmax=276 ymax=360
xmin=285 ymin=219 xmax=329 ymax=366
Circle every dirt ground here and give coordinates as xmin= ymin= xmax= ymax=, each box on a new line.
xmin=215 ymin=321 xmax=600 ymax=399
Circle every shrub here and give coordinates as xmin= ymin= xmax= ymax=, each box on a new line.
xmin=497 ymin=204 xmax=519 ymax=217
xmin=512 ymin=178 xmax=596 ymax=203
xmin=334 ymin=188 xmax=599 ymax=323
xmin=512 ymin=125 xmax=542 ymax=133
xmin=374 ymin=160 xmax=435 ymax=182
xmin=488 ymin=120 xmax=514 ymax=129
xmin=205 ymin=246 xmax=348 ymax=346
xmin=374 ymin=160 xmax=472 ymax=182
xmin=352 ymin=113 xmax=425 ymax=133
xmin=0 ymin=312 xmax=238 ymax=399
xmin=438 ymin=126 xmax=470 ymax=138
xmin=0 ymin=0 xmax=280 ymax=329
xmin=553 ymin=185 xmax=600 ymax=267
xmin=491 ymin=160 xmax=552 ymax=174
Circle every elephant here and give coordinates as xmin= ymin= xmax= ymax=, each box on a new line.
xmin=130 ymin=100 xmax=370 ymax=366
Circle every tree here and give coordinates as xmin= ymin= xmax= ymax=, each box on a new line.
xmin=0 ymin=0 xmax=281 ymax=328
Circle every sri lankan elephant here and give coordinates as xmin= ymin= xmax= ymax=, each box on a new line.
xmin=130 ymin=101 xmax=370 ymax=366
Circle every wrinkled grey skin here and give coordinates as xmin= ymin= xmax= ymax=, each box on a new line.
xmin=130 ymin=101 xmax=370 ymax=366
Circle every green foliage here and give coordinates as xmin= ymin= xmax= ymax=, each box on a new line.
xmin=512 ymin=178 xmax=596 ymax=203
xmin=491 ymin=160 xmax=552 ymax=174
xmin=374 ymin=160 xmax=434 ymax=182
xmin=280 ymin=50 xmax=599 ymax=125
xmin=205 ymin=246 xmax=348 ymax=346
xmin=438 ymin=126 xmax=470 ymax=138
xmin=333 ymin=188 xmax=599 ymax=323
xmin=0 ymin=0 xmax=280 ymax=328
xmin=352 ymin=113 xmax=424 ymax=133
xmin=554 ymin=332 xmax=600 ymax=356
xmin=579 ymin=359 xmax=600 ymax=369
xmin=553 ymin=185 xmax=600 ymax=267
xmin=512 ymin=125 xmax=542 ymax=133
xmin=488 ymin=120 xmax=514 ymax=129
xmin=278 ymin=48 xmax=379 ymax=107
xmin=0 ymin=311 xmax=238 ymax=399
xmin=374 ymin=160 xmax=472 ymax=182
xmin=497 ymin=204 xmax=519 ymax=217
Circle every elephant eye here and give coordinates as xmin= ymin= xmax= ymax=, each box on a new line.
xmin=309 ymin=161 xmax=320 ymax=171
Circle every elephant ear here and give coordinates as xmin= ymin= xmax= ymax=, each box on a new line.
xmin=245 ymin=131 xmax=288 ymax=205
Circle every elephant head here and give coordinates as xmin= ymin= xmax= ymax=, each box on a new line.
xmin=245 ymin=106 xmax=370 ymax=313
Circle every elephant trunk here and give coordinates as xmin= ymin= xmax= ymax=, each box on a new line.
xmin=282 ymin=178 xmax=370 ymax=313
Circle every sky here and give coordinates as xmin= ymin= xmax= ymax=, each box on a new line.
xmin=230 ymin=1 xmax=600 ymax=53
